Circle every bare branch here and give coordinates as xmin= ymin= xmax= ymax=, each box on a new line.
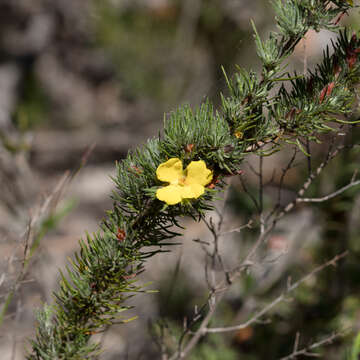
xmin=169 ymin=246 xmax=347 ymax=360
xmin=166 ymin=127 xmax=357 ymax=359
xmin=279 ymin=329 xmax=350 ymax=360
xmin=276 ymin=142 xmax=344 ymax=221
xmin=205 ymin=251 xmax=347 ymax=334
xmin=293 ymin=332 xmax=300 ymax=354
xmin=218 ymin=219 xmax=253 ymax=237
xmin=298 ymin=179 xmax=360 ymax=203
xmin=0 ymin=143 xmax=95 ymax=326
xmin=0 ymin=170 xmax=71 ymax=326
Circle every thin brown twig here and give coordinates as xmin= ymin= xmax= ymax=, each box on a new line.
xmin=0 ymin=170 xmax=71 ymax=326
xmin=265 ymin=147 xmax=298 ymax=223
xmin=225 ymin=142 xmax=351 ymax=284
xmin=169 ymin=150 xmax=351 ymax=356
xmin=298 ymin=179 xmax=360 ymax=203
xmin=169 ymin=247 xmax=347 ymax=360
xmin=205 ymin=251 xmax=347 ymax=334
xmin=171 ymin=206 xmax=230 ymax=360
xmin=218 ymin=219 xmax=253 ymax=236
xmin=293 ymin=332 xmax=300 ymax=354
xmin=266 ymin=141 xmax=348 ymax=235
xmin=0 ymin=143 xmax=95 ymax=326
xmin=168 ymin=134 xmax=356 ymax=359
xmin=279 ymin=328 xmax=350 ymax=360
xmin=246 ymin=160 xmax=260 ymax=177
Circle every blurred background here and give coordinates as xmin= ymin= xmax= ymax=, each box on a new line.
xmin=0 ymin=0 xmax=360 ymax=359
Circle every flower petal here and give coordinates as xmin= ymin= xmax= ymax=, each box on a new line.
xmin=156 ymin=158 xmax=183 ymax=183
xmin=185 ymin=160 xmax=213 ymax=186
xmin=181 ymin=184 xmax=205 ymax=199
xmin=156 ymin=185 xmax=183 ymax=205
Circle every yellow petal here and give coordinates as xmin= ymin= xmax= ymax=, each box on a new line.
xmin=156 ymin=185 xmax=182 ymax=205
xmin=181 ymin=184 xmax=205 ymax=199
xmin=185 ymin=160 xmax=212 ymax=186
xmin=156 ymin=158 xmax=183 ymax=183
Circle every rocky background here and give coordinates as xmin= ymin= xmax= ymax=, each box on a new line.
xmin=0 ymin=1 xmax=360 ymax=359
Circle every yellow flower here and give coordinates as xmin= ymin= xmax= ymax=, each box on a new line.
xmin=156 ymin=158 xmax=213 ymax=205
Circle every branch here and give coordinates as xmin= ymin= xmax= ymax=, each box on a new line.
xmin=298 ymin=179 xmax=360 ymax=203
xmin=205 ymin=251 xmax=348 ymax=334
xmin=0 ymin=170 xmax=71 ymax=326
xmin=169 ymin=245 xmax=347 ymax=359
xmin=279 ymin=329 xmax=350 ymax=360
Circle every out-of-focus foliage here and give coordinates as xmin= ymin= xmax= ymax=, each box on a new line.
xmin=95 ymin=2 xmax=178 ymax=102
xmin=348 ymin=331 xmax=360 ymax=359
xmin=93 ymin=0 xmax=252 ymax=106
xmin=190 ymin=335 xmax=238 ymax=360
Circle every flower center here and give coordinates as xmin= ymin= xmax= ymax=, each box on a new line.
xmin=178 ymin=176 xmax=186 ymax=185
xmin=170 ymin=175 xmax=187 ymax=186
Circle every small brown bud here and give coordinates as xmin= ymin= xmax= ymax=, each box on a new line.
xmin=184 ymin=144 xmax=195 ymax=153
xmin=85 ymin=331 xmax=98 ymax=335
xmin=319 ymin=86 xmax=327 ymax=103
xmin=123 ymin=273 xmax=137 ymax=280
xmin=207 ymin=175 xmax=219 ymax=189
xmin=224 ymin=169 xmax=244 ymax=177
xmin=326 ymin=82 xmax=335 ymax=97
xmin=117 ymin=228 xmax=126 ymax=242
xmin=130 ymin=165 xmax=142 ymax=175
